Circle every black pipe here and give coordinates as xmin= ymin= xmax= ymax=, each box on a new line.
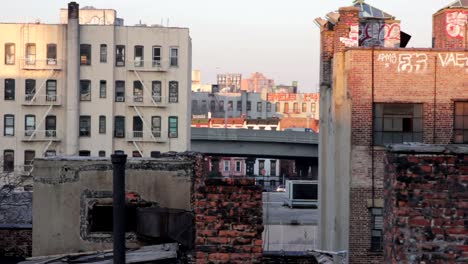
xmin=371 ymin=48 xmax=375 ymax=208
xmin=111 ymin=153 xmax=127 ymax=264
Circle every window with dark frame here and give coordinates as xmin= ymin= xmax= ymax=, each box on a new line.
xmin=373 ymin=103 xmax=423 ymax=145
xmin=168 ymin=81 xmax=178 ymax=103
xmin=24 ymin=115 xmax=35 ymax=136
xmin=116 ymin=45 xmax=125 ymax=66
xmin=114 ymin=116 xmax=125 ymax=138
xmin=4 ymin=79 xmax=15 ymax=100
xmin=25 ymin=43 xmax=36 ymax=65
xmin=168 ymin=116 xmax=178 ymax=138
xmin=151 ymin=116 xmax=161 ymax=137
xmin=25 ymin=79 xmax=36 ymax=101
xmin=133 ymin=81 xmax=143 ymax=102
xmin=99 ymin=116 xmax=106 ymax=134
xmin=5 ymin=43 xmax=15 ymax=65
xmin=79 ymin=116 xmax=91 ymax=137
xmin=80 ymin=80 xmax=91 ymax=101
xmin=46 ymin=80 xmax=57 ymax=102
xmin=79 ymin=150 xmax=91 ymax=157
xmin=219 ymin=100 xmax=224 ymax=111
xmin=133 ymin=151 xmax=142 ymax=158
xmin=80 ymin=44 xmax=91 ymax=65
xmin=45 ymin=115 xmax=56 ymax=137
xmin=235 ymin=160 xmax=242 ymax=172
xmin=47 ymin=44 xmax=57 ymax=65
xmin=257 ymin=102 xmax=262 ymax=112
xmin=100 ymin=80 xmax=106 ymax=98
xmin=98 ymin=151 xmax=106 ymax=157
xmin=228 ymin=101 xmax=233 ymax=111
xmin=223 ymin=160 xmax=229 ymax=172
xmin=3 ymin=150 xmax=14 ymax=172
xmin=134 ymin=45 xmax=144 ymax=67
xmin=210 ymin=101 xmax=216 ymax=112
xmin=152 ymin=81 xmax=162 ymax=102
xmin=454 ymin=102 xmax=468 ymax=144
xmin=237 ymin=101 xmax=242 ymax=111
xmin=4 ymin=114 xmax=14 ymax=136
xmin=270 ymin=160 xmax=277 ymax=176
xmin=170 ymin=47 xmax=178 ymax=67
xmin=100 ymin=44 xmax=107 ymax=63
xmin=152 ymin=46 xmax=161 ymax=67
xmin=370 ymin=207 xmax=383 ymax=252
xmin=247 ymin=101 xmax=251 ymax=111
xmin=133 ymin=116 xmax=143 ymax=138
xmin=267 ymin=102 xmax=272 ymax=112
xmin=115 ymin=81 xmax=125 ymax=102
xmin=24 ymin=150 xmax=35 ymax=172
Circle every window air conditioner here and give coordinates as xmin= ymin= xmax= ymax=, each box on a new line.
xmin=286 ymin=180 xmax=318 ymax=208
xmin=116 ymin=96 xmax=125 ymax=102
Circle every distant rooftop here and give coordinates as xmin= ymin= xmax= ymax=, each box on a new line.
xmin=353 ymin=1 xmax=395 ymax=19
xmin=444 ymin=0 xmax=468 ymax=8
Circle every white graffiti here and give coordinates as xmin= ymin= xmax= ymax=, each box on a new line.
xmin=340 ymin=24 xmax=359 ymax=47
xmin=397 ymin=54 xmax=428 ymax=74
xmin=438 ymin=53 xmax=468 ymax=67
xmin=377 ymin=53 xmax=398 ymax=68
xmin=446 ymin=12 xmax=467 ymax=38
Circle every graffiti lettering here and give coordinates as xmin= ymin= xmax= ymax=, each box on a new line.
xmin=438 ymin=53 xmax=468 ymax=67
xmin=446 ymin=12 xmax=467 ymax=38
xmin=360 ymin=22 xmax=401 ymax=47
xmin=340 ymin=24 xmax=359 ymax=47
xmin=377 ymin=53 xmax=398 ymax=68
xmin=397 ymin=54 xmax=428 ymax=74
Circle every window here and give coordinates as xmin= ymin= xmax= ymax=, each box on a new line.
xmin=133 ymin=116 xmax=143 ymax=138
xmin=152 ymin=81 xmax=162 ymax=102
xmin=79 ymin=116 xmax=91 ymax=137
xmin=100 ymin=44 xmax=107 ymax=63
xmin=454 ymin=102 xmax=468 ymax=143
xmin=25 ymin=43 xmax=36 ymax=65
xmin=284 ymin=103 xmax=289 ymax=113
xmin=25 ymin=79 xmax=36 ymax=101
xmin=114 ymin=116 xmax=125 ymax=138
xmin=150 ymin=151 xmax=161 ymax=158
xmin=80 ymin=44 xmax=91 ymax=65
xmin=152 ymin=116 xmax=161 ymax=137
xmin=259 ymin=160 xmax=265 ymax=175
xmin=373 ymin=103 xmax=423 ymax=145
xmin=192 ymin=100 xmax=198 ymax=113
xmin=370 ymin=208 xmax=383 ymax=251
xmin=46 ymin=44 xmax=57 ymax=65
xmin=5 ymin=43 xmax=15 ymax=65
xmin=100 ymin=80 xmax=106 ymax=98
xmin=237 ymin=101 xmax=242 ymax=111
xmin=257 ymin=102 xmax=262 ymax=112
xmin=201 ymin=100 xmax=207 ymax=112
xmin=115 ymin=81 xmax=125 ymax=102
xmin=210 ymin=100 xmax=216 ymax=112
xmin=169 ymin=81 xmax=178 ymax=103
xmin=219 ymin=100 xmax=225 ymax=111
xmin=152 ymin=46 xmax=161 ymax=67
xmin=24 ymin=115 xmax=35 ymax=136
xmin=235 ymin=160 xmax=242 ymax=172
xmin=4 ymin=115 xmax=14 ymax=136
xmin=276 ymin=102 xmax=280 ymax=112
xmin=168 ymin=116 xmax=178 ymax=138
xmin=133 ymin=81 xmax=143 ymax=102
xmin=3 ymin=150 xmax=14 ymax=172
xmin=24 ymin=150 xmax=35 ymax=172
xmin=293 ymin=103 xmax=299 ymax=113
xmin=133 ymin=151 xmax=142 ymax=158
xmin=228 ymin=101 xmax=233 ymax=111
xmin=224 ymin=160 xmax=230 ymax=172
xmin=79 ymin=150 xmax=91 ymax=157
xmin=80 ymin=80 xmax=91 ymax=101
xmin=247 ymin=101 xmax=252 ymax=111
xmin=4 ymin=79 xmax=15 ymax=100
xmin=267 ymin=102 xmax=272 ymax=112
xmin=116 ymin=45 xmax=125 ymax=66
xmin=45 ymin=150 xmax=56 ymax=157
xmin=46 ymin=80 xmax=57 ymax=102
xmin=98 ymin=151 xmax=106 ymax=157
xmin=45 ymin=115 xmax=56 ymax=137
xmin=170 ymin=47 xmax=178 ymax=67
xmin=302 ymin=103 xmax=307 ymax=113
xmin=99 ymin=116 xmax=106 ymax=134
xmin=311 ymin=103 xmax=316 ymax=114
xmin=134 ymin=45 xmax=144 ymax=67
xmin=270 ymin=160 xmax=277 ymax=176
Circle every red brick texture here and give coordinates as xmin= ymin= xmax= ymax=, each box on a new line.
xmin=433 ymin=8 xmax=468 ymax=49
xmin=192 ymin=172 xmax=263 ymax=264
xmin=384 ymin=150 xmax=468 ymax=263
xmin=0 ymin=229 xmax=32 ymax=258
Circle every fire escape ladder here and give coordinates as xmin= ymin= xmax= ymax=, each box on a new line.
xmin=132 ymin=106 xmax=157 ymax=143
xmin=132 ymin=69 xmax=158 ymax=107
xmin=132 ymin=141 xmax=143 ymax=157
xmin=29 ymin=70 xmax=57 ymax=105
xmin=42 ymin=140 xmax=53 ymax=156
xmin=29 ymin=104 xmax=53 ymax=140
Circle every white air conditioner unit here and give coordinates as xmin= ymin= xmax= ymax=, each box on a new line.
xmin=169 ymin=132 xmax=177 ymax=138
xmin=115 ymin=130 xmax=124 ymax=137
xmin=116 ymin=96 xmax=125 ymax=102
xmin=286 ymin=180 xmax=318 ymax=208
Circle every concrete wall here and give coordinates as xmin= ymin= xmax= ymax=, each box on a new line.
xmin=32 ymin=156 xmax=194 ymax=256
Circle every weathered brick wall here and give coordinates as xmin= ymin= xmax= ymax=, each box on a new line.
xmin=433 ymin=8 xmax=467 ymax=49
xmin=193 ymin=172 xmax=263 ymax=264
xmin=384 ymin=145 xmax=468 ymax=263
xmin=0 ymin=229 xmax=32 ymax=258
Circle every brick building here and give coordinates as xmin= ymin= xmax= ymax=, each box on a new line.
xmin=316 ymin=1 xmax=468 ymax=263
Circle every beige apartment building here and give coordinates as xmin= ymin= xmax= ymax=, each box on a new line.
xmin=0 ymin=2 xmax=191 ymax=176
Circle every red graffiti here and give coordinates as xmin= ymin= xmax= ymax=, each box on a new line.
xmin=360 ymin=23 xmax=401 ymax=46
xmin=446 ymin=11 xmax=468 ymax=38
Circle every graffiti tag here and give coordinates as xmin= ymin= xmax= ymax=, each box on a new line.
xmin=340 ymin=24 xmax=359 ymax=47
xmin=446 ymin=12 xmax=467 ymax=38
xmin=438 ymin=53 xmax=468 ymax=68
xmin=397 ymin=54 xmax=428 ymax=74
xmin=360 ymin=22 xmax=401 ymax=47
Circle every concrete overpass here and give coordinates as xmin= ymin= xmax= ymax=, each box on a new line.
xmin=191 ymin=128 xmax=318 ymax=159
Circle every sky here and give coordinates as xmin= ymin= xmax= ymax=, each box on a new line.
xmin=0 ymin=0 xmax=451 ymax=92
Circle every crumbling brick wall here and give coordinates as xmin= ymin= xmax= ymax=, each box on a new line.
xmin=192 ymin=167 xmax=263 ymax=264
xmin=0 ymin=229 xmax=32 ymax=258
xmin=384 ymin=144 xmax=468 ymax=263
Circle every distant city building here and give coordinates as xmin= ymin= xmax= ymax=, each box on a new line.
xmin=191 ymin=70 xmax=212 ymax=92
xmin=217 ymin=73 xmax=242 ymax=92
xmin=273 ymin=81 xmax=298 ymax=93
xmin=240 ymin=72 xmax=275 ymax=93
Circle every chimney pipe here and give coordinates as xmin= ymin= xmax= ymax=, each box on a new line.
xmin=111 ymin=153 xmax=127 ymax=264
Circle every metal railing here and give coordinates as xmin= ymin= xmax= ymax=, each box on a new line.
xmin=21 ymin=130 xmax=62 ymax=141
xmin=22 ymin=94 xmax=62 ymax=106
xmin=126 ymin=95 xmax=167 ymax=107
xmin=20 ymin=58 xmax=63 ymax=70
xmin=128 ymin=60 xmax=168 ymax=71
xmin=126 ymin=130 xmax=166 ymax=142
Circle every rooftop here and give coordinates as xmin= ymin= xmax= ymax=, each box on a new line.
xmin=353 ymin=1 xmax=395 ymax=19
